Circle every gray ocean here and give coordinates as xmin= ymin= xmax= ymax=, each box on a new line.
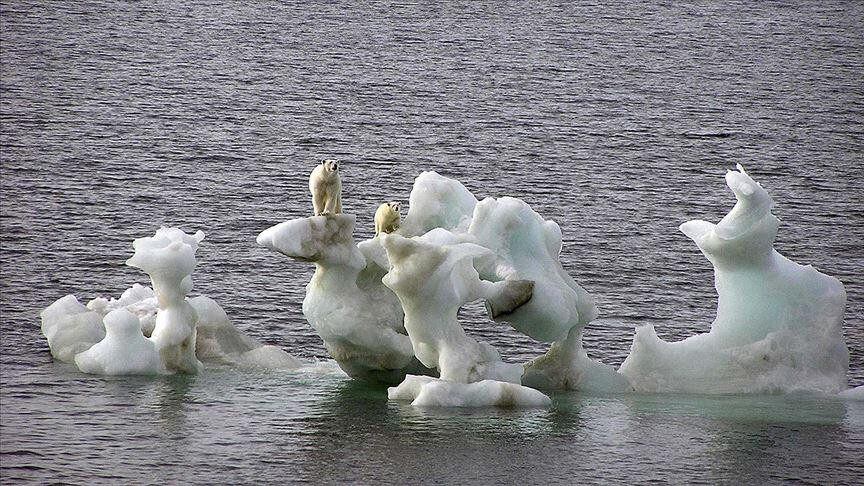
xmin=1 ymin=1 xmax=862 ymax=484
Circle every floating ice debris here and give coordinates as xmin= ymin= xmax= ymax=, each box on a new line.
xmin=619 ymin=165 xmax=849 ymax=394
xmin=257 ymin=215 xmax=426 ymax=384
xmin=126 ymin=227 xmax=205 ymax=374
xmin=381 ymin=233 xmax=528 ymax=384
xmin=74 ymin=308 xmax=164 ymax=375
xmin=258 ymin=171 xmax=619 ymax=402
xmin=388 ymin=375 xmax=552 ymax=408
xmin=40 ymin=295 xmax=105 ymax=363
xmin=41 ymin=227 xmax=303 ymax=375
xmin=41 ymin=165 xmax=851 ymax=404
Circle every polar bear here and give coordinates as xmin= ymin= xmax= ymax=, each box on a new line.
xmin=375 ymin=201 xmax=401 ymax=236
xmin=309 ymin=159 xmax=342 ymax=216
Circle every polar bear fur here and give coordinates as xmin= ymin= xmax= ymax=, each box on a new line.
xmin=375 ymin=202 xmax=402 ymax=236
xmin=309 ymin=159 xmax=342 ymax=216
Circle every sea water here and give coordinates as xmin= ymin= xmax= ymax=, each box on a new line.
xmin=1 ymin=1 xmax=862 ymax=483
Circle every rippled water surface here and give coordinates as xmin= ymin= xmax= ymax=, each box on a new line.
xmin=2 ymin=1 xmax=862 ymax=484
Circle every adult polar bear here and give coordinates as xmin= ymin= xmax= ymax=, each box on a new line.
xmin=309 ymin=159 xmax=342 ymax=216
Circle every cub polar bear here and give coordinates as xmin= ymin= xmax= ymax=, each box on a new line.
xmin=374 ymin=201 xmax=401 ymax=236
xmin=309 ymin=159 xmax=342 ymax=216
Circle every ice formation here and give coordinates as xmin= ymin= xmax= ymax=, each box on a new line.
xmin=41 ymin=227 xmax=303 ymax=375
xmin=388 ymin=375 xmax=551 ymax=408
xmin=41 ymin=295 xmax=106 ymax=363
xmin=125 ymin=227 xmax=205 ymax=373
xmin=619 ymin=165 xmax=849 ymax=394
xmin=74 ymin=308 xmax=164 ymax=375
xmin=259 ymin=171 xmax=627 ymax=406
xmin=41 ymin=166 xmax=854 ymax=404
xmin=257 ymin=215 xmax=427 ymax=384
xmin=380 ymin=233 xmax=529 ymax=384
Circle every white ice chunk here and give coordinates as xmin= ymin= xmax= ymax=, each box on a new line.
xmin=399 ymin=171 xmax=478 ymax=236
xmin=74 ymin=308 xmax=164 ymax=375
xmin=619 ymin=165 xmax=848 ymax=394
xmin=387 ymin=374 xmax=437 ymax=401
xmin=257 ymin=171 xmax=623 ymax=394
xmin=40 ymin=295 xmax=105 ymax=363
xmin=381 ymin=234 xmax=525 ymax=384
xmin=87 ymin=284 xmax=157 ymax=335
xmin=126 ymin=227 xmax=205 ymax=374
xmin=257 ymin=214 xmax=424 ymax=383
xmin=398 ymin=173 xmax=618 ymax=392
xmin=469 ymin=196 xmax=598 ymax=342
xmin=389 ymin=375 xmax=551 ymax=408
xmin=43 ymin=288 xmax=304 ymax=372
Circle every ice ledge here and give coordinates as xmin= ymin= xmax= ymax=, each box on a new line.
xmin=388 ymin=375 xmax=552 ymax=408
xmin=257 ymin=214 xmax=365 ymax=268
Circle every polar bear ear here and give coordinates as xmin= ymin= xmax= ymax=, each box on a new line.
xmin=320 ymin=158 xmax=327 ymax=165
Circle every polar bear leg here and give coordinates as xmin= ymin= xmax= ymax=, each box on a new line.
xmin=322 ymin=191 xmax=334 ymax=215
xmin=313 ymin=190 xmax=326 ymax=216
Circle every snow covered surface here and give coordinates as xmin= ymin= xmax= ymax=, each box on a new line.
xmin=619 ymin=165 xmax=849 ymax=394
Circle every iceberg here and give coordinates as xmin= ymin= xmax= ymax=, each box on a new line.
xmin=125 ymin=227 xmax=206 ymax=374
xmin=380 ymin=233 xmax=529 ymax=384
xmin=40 ymin=166 xmax=852 ymax=403
xmin=259 ymin=171 xmax=626 ymax=405
xmin=40 ymin=294 xmax=106 ymax=363
xmin=257 ymin=215 xmax=428 ymax=384
xmin=40 ymin=227 xmax=303 ymax=375
xmin=619 ymin=165 xmax=849 ymax=394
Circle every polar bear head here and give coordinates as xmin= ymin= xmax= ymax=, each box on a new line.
xmin=321 ymin=159 xmax=340 ymax=173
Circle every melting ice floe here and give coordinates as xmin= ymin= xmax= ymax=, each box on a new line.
xmin=619 ymin=165 xmax=849 ymax=394
xmin=41 ymin=227 xmax=308 ymax=375
xmin=41 ymin=166 xmax=853 ymax=405
xmin=74 ymin=308 xmax=164 ymax=375
xmin=259 ymin=171 xmax=631 ymax=406
xmin=258 ymin=167 xmax=853 ymax=405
